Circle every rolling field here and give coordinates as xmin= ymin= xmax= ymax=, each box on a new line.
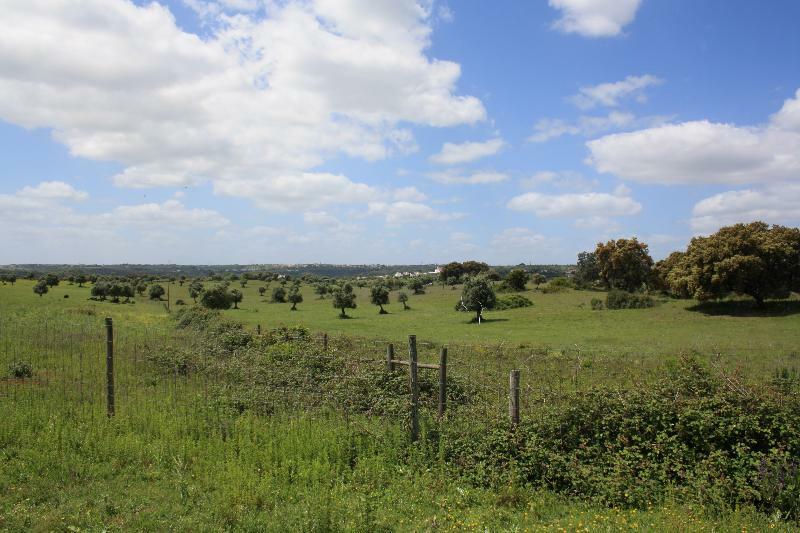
xmin=4 ymin=278 xmax=800 ymax=357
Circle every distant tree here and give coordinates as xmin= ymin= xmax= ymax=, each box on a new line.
xmin=314 ymin=283 xmax=328 ymax=299
xmin=485 ymin=269 xmax=502 ymax=282
xmin=239 ymin=279 xmax=247 ymax=288
xmin=409 ymin=278 xmax=425 ymax=295
xmin=462 ymin=261 xmax=490 ymax=277
xmin=505 ymin=269 xmax=529 ymax=292
xmin=288 ymin=286 xmax=303 ymax=310
xmin=149 ymin=284 xmax=166 ymax=301
xmin=258 ymin=286 xmax=267 ymax=297
xmin=200 ymin=285 xmax=234 ymax=310
xmin=398 ymin=291 xmax=409 ymax=310
xmin=179 ymin=276 xmax=186 ymax=287
xmin=457 ymin=276 xmax=496 ymax=324
xmin=33 ymin=280 xmax=49 ymax=297
xmin=594 ymin=239 xmax=653 ymax=292
xmin=668 ymin=222 xmax=800 ymax=307
xmin=92 ymin=282 xmax=109 ymax=300
xmin=370 ymin=284 xmax=390 ymax=314
xmin=44 ymin=273 xmax=60 ymax=287
xmin=531 ymin=273 xmax=546 ymax=288
xmin=188 ymin=281 xmax=204 ymax=302
xmin=230 ymin=289 xmax=243 ymax=309
xmin=108 ymin=283 xmax=124 ymax=303
xmin=332 ymin=283 xmax=357 ymax=318
xmin=122 ymin=285 xmax=135 ymax=302
xmin=575 ymin=251 xmax=600 ymax=288
xmin=8 ymin=274 xmax=16 ymax=285
xmin=651 ymin=251 xmax=685 ymax=293
xmin=439 ymin=262 xmax=465 ymax=285
xmin=271 ymin=286 xmax=287 ymax=303
xmin=135 ymin=283 xmax=146 ymax=297
xmin=75 ymin=274 xmax=87 ymax=288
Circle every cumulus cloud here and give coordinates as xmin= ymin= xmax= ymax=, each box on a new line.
xmin=549 ymin=0 xmax=642 ymax=37
xmin=690 ymin=183 xmax=800 ymax=234
xmin=393 ymin=186 xmax=428 ymax=202
xmin=587 ymin=89 xmax=800 ymax=185
xmin=112 ymin=199 xmax=230 ymax=228
xmin=507 ymin=189 xmax=641 ymax=218
xmin=529 ymin=112 xmax=668 ymax=143
xmin=429 ymin=138 xmax=504 ymax=165
xmin=367 ymin=201 xmax=462 ymax=225
xmin=17 ymin=181 xmax=89 ymax=201
xmin=569 ymin=75 xmax=662 ymax=109
xmin=428 ymin=170 xmax=509 ymax=185
xmin=0 ymin=0 xmax=485 ymax=210
xmin=520 ymin=171 xmax=599 ymax=192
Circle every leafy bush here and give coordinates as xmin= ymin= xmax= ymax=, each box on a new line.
xmin=542 ymin=277 xmax=574 ymax=293
xmin=495 ymin=295 xmax=533 ymax=310
xmin=605 ymin=290 xmax=656 ymax=309
xmin=8 ymin=360 xmax=33 ymax=379
xmin=444 ymin=357 xmax=800 ymax=517
xmin=590 ymin=298 xmax=604 ymax=310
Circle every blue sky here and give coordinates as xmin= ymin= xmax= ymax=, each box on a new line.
xmin=1 ymin=0 xmax=799 ymax=265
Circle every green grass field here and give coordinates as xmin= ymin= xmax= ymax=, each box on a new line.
xmin=5 ymin=278 xmax=800 ymax=356
xmin=2 ymin=279 xmax=799 ymax=530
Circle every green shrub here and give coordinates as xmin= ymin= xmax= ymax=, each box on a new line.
xmin=495 ymin=295 xmax=533 ymax=310
xmin=8 ymin=360 xmax=33 ymax=379
xmin=542 ymin=277 xmax=574 ymax=293
xmin=605 ymin=290 xmax=655 ymax=309
xmin=590 ymin=297 xmax=604 ymax=310
xmin=444 ymin=357 xmax=800 ymax=516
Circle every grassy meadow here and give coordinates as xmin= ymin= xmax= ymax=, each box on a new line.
xmin=2 ymin=278 xmax=799 ymax=530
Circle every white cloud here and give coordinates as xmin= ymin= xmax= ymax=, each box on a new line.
xmin=428 ymin=170 xmax=509 ymax=185
xmin=587 ymin=89 xmax=800 ymax=185
xmin=111 ymin=199 xmax=230 ymax=228
xmin=393 ymin=186 xmax=428 ymax=202
xmin=569 ymin=75 xmax=662 ymax=109
xmin=529 ymin=111 xmax=668 ymax=143
xmin=368 ymin=201 xmax=462 ymax=225
xmin=0 ymin=0 xmax=485 ymax=210
xmin=520 ymin=171 xmax=599 ymax=192
xmin=430 ymin=138 xmax=504 ymax=165
xmin=303 ymin=210 xmax=360 ymax=234
xmin=690 ymin=183 xmax=800 ymax=234
xmin=17 ymin=181 xmax=89 ymax=201
xmin=507 ymin=190 xmax=641 ymax=218
xmin=491 ymin=228 xmax=552 ymax=251
xmin=549 ymin=0 xmax=642 ymax=37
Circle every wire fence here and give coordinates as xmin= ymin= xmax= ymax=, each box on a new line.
xmin=2 ymin=314 xmax=798 ymax=439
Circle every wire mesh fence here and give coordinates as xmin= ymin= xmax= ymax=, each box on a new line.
xmin=2 ymin=314 xmax=798 ymax=440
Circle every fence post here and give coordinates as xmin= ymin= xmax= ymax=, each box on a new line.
xmin=323 ymin=333 xmax=328 ymax=352
xmin=105 ymin=317 xmax=115 ymax=418
xmin=256 ymin=324 xmax=261 ymax=335
xmin=438 ymin=346 xmax=447 ymax=420
xmin=386 ymin=343 xmax=395 ymax=372
xmin=509 ymin=370 xmax=520 ymax=426
xmin=408 ymin=335 xmax=419 ymax=442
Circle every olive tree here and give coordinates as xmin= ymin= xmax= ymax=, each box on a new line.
xmin=457 ymin=276 xmax=496 ymax=323
xmin=149 ymin=284 xmax=166 ymax=301
xmin=200 ymin=285 xmax=234 ymax=310
xmin=288 ymin=286 xmax=303 ymax=310
xmin=230 ymin=288 xmax=243 ymax=309
xmin=370 ymin=284 xmax=390 ymax=314
xmin=33 ymin=280 xmax=49 ymax=297
xmin=505 ymin=269 xmax=528 ymax=291
xmin=332 ymin=283 xmax=357 ymax=318
xmin=397 ymin=291 xmax=409 ymax=310
xmin=189 ymin=281 xmax=204 ymax=302
xmin=271 ymin=286 xmax=286 ymax=303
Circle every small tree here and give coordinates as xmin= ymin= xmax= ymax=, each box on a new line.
xmin=288 ymin=286 xmax=303 ymax=310
xmin=457 ymin=276 xmax=496 ymax=324
xmin=45 ymin=273 xmax=60 ymax=287
xmin=135 ymin=283 xmax=146 ymax=297
xmin=575 ymin=251 xmax=600 ymax=288
xmin=505 ymin=269 xmax=528 ymax=291
xmin=239 ymin=279 xmax=247 ymax=288
xmin=33 ymin=280 xmax=49 ymax=297
xmin=271 ymin=286 xmax=287 ymax=303
xmin=75 ymin=274 xmax=87 ymax=288
xmin=370 ymin=284 xmax=390 ymax=314
xmin=200 ymin=285 xmax=233 ymax=310
xmin=531 ymin=273 xmax=546 ymax=288
xmin=398 ymin=291 xmax=409 ymax=310
xmin=314 ymin=283 xmax=328 ymax=299
xmin=149 ymin=284 xmax=166 ymax=301
xmin=409 ymin=278 xmax=425 ymax=295
xmin=188 ymin=281 xmax=204 ymax=302
xmin=595 ymin=238 xmax=653 ymax=292
xmin=230 ymin=289 xmax=243 ymax=309
xmin=258 ymin=286 xmax=267 ymax=297
xmin=332 ymin=283 xmax=357 ymax=318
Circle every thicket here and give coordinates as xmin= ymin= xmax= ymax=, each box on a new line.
xmin=604 ymin=289 xmax=657 ymax=310
xmin=495 ymin=294 xmax=533 ymax=310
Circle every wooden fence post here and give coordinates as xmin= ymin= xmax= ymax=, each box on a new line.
xmin=408 ymin=335 xmax=419 ymax=442
xmin=323 ymin=333 xmax=328 ymax=352
xmin=509 ymin=370 xmax=520 ymax=426
xmin=438 ymin=346 xmax=447 ymax=419
xmin=256 ymin=324 xmax=261 ymax=335
xmin=105 ymin=317 xmax=115 ymax=418
xmin=386 ymin=343 xmax=395 ymax=372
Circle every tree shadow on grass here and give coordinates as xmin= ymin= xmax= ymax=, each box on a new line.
xmin=686 ymin=299 xmax=800 ymax=317
xmin=466 ymin=317 xmax=510 ymax=324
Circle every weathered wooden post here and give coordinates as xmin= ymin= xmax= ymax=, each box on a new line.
xmin=438 ymin=346 xmax=447 ymax=419
xmin=105 ymin=317 xmax=115 ymax=418
xmin=386 ymin=343 xmax=395 ymax=372
xmin=323 ymin=333 xmax=328 ymax=352
xmin=256 ymin=324 xmax=261 ymax=335
xmin=408 ymin=335 xmax=419 ymax=442
xmin=509 ymin=370 xmax=520 ymax=426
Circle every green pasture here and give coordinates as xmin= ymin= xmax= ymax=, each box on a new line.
xmin=3 ymin=278 xmax=800 ymax=359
